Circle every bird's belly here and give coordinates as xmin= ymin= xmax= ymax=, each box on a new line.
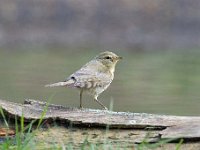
xmin=86 ymin=83 xmax=110 ymax=97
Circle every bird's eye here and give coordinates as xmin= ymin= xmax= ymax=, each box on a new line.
xmin=105 ymin=56 xmax=111 ymax=59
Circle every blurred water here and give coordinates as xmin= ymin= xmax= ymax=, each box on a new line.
xmin=0 ymin=49 xmax=200 ymax=115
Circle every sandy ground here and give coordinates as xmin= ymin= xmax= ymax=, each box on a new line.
xmin=33 ymin=126 xmax=200 ymax=150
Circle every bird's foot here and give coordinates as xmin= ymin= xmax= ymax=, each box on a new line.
xmin=104 ymin=107 xmax=108 ymax=110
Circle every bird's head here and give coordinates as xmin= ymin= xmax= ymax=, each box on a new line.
xmin=95 ymin=51 xmax=122 ymax=73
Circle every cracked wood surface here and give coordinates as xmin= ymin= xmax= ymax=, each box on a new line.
xmin=0 ymin=99 xmax=200 ymax=143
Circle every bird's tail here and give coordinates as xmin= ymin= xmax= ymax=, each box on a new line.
xmin=45 ymin=79 xmax=74 ymax=87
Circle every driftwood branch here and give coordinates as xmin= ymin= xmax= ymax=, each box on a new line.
xmin=0 ymin=99 xmax=200 ymax=143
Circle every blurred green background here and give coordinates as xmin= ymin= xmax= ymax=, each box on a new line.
xmin=0 ymin=0 xmax=200 ymax=115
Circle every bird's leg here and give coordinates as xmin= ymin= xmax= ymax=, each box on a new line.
xmin=94 ymin=97 xmax=108 ymax=110
xmin=79 ymin=89 xmax=83 ymax=109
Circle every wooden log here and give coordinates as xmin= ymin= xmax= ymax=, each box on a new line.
xmin=0 ymin=99 xmax=200 ymax=142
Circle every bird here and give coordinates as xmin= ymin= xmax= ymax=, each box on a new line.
xmin=45 ymin=51 xmax=122 ymax=110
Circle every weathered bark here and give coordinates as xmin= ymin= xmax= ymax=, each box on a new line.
xmin=0 ymin=99 xmax=200 ymax=143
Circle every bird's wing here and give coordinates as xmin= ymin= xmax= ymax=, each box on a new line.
xmin=46 ymin=60 xmax=111 ymax=89
xmin=68 ymin=70 xmax=111 ymax=89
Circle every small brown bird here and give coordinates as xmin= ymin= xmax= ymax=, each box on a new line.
xmin=45 ymin=51 xmax=122 ymax=110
